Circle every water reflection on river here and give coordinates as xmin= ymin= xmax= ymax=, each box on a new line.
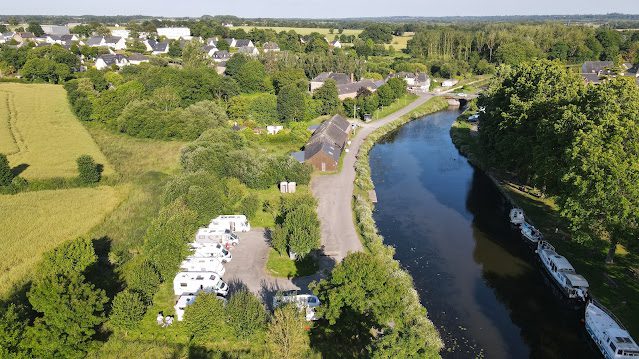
xmin=369 ymin=109 xmax=599 ymax=358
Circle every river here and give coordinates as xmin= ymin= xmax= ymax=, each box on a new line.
xmin=369 ymin=109 xmax=600 ymax=358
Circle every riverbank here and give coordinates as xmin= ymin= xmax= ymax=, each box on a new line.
xmin=450 ymin=119 xmax=639 ymax=337
xmin=350 ymin=96 xmax=449 ymax=353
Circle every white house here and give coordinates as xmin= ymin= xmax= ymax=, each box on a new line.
xmin=208 ymin=215 xmax=251 ymax=232
xmin=157 ymin=27 xmax=191 ymax=40
xmin=128 ymin=53 xmax=149 ymax=65
xmin=202 ymin=45 xmax=218 ymax=57
xmin=111 ymin=29 xmax=130 ymax=39
xmin=235 ymin=39 xmax=254 ymax=48
xmin=144 ymin=39 xmax=169 ymax=55
xmin=237 ymin=46 xmax=259 ymax=56
xmin=174 ymin=295 xmax=196 ymax=321
xmin=104 ymin=36 xmax=127 ymax=50
xmin=180 ymin=257 xmax=226 ymax=276
xmin=173 ymin=272 xmax=228 ymax=296
xmin=95 ymin=54 xmax=129 ymax=70
xmin=330 ymin=40 xmax=342 ymax=49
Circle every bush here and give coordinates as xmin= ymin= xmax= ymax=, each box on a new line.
xmin=225 ymin=290 xmax=268 ymax=339
xmin=76 ymin=155 xmax=101 ymax=184
xmin=110 ymin=290 xmax=146 ymax=331
xmin=184 ymin=292 xmax=230 ymax=341
xmin=126 ymin=261 xmax=162 ymax=303
xmin=0 ymin=153 xmax=13 ymax=186
xmin=267 ymin=305 xmax=310 ymax=359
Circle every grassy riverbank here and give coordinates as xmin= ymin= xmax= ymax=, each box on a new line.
xmin=450 ymin=119 xmax=639 ymax=337
xmin=351 ymin=96 xmax=449 ymax=355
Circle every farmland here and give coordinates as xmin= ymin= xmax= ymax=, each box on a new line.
xmin=237 ymin=25 xmax=362 ymax=37
xmin=0 ymin=186 xmax=124 ymax=297
xmin=0 ymin=83 xmax=113 ymax=179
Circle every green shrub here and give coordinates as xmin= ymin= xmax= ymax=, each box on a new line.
xmin=0 ymin=153 xmax=14 ymax=186
xmin=110 ymin=290 xmax=146 ymax=331
xmin=225 ymin=290 xmax=268 ymax=339
xmin=76 ymin=155 xmax=101 ymax=184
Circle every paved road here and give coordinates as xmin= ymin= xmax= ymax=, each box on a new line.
xmin=311 ymin=94 xmax=433 ymax=262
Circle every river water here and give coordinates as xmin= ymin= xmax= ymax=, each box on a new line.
xmin=369 ymin=109 xmax=600 ymax=358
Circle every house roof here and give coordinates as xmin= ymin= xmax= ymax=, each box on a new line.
xmin=311 ymin=72 xmax=351 ymax=85
xmin=237 ymin=46 xmax=257 ymax=54
xmin=224 ymin=38 xmax=234 ymax=45
xmin=203 ymin=45 xmax=217 ymax=53
xmin=290 ymin=151 xmax=305 ymax=163
xmin=307 ymin=119 xmax=348 ymax=149
xmin=213 ymin=50 xmax=231 ymax=59
xmin=581 ymin=61 xmax=614 ymax=74
xmin=97 ymin=54 xmax=128 ymax=66
xmin=263 ymin=41 xmax=279 ymax=49
xmin=581 ymin=73 xmax=602 ymax=84
xmin=60 ymin=34 xmax=75 ymax=42
xmin=104 ymin=36 xmax=122 ymax=44
xmin=86 ymin=36 xmax=103 ymax=46
xmin=18 ymin=32 xmax=35 ymax=39
xmin=235 ymin=39 xmax=252 ymax=47
xmin=337 ymin=79 xmax=378 ymax=95
xmin=304 ymin=140 xmax=340 ymax=162
xmin=128 ymin=52 xmax=149 ymax=61
xmin=327 ymin=114 xmax=350 ymax=133
xmin=146 ymin=39 xmax=168 ymax=52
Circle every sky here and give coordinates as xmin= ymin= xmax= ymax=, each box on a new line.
xmin=2 ymin=0 xmax=637 ymax=18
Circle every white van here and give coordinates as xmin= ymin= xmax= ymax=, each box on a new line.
xmin=180 ymin=256 xmax=225 ymax=276
xmin=208 ymin=215 xmax=251 ymax=232
xmin=195 ymin=227 xmax=240 ymax=246
xmin=273 ymin=291 xmax=321 ymax=321
xmin=189 ymin=242 xmax=232 ymax=263
xmin=174 ymin=295 xmax=196 ymax=321
xmin=173 ymin=271 xmax=229 ymax=296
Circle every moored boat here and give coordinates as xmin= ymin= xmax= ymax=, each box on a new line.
xmin=509 ymin=208 xmax=525 ymax=225
xmin=585 ymin=300 xmax=639 ymax=359
xmin=536 ymin=241 xmax=589 ymax=301
xmin=520 ymin=221 xmax=542 ymax=243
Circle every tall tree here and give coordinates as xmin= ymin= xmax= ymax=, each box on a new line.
xmin=0 ymin=153 xmax=13 ymax=186
xmin=267 ymin=305 xmax=310 ymax=359
xmin=277 ymin=84 xmax=307 ymax=122
xmin=313 ymin=79 xmax=340 ymax=115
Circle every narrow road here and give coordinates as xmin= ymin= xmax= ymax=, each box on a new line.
xmin=312 ymin=94 xmax=433 ymax=262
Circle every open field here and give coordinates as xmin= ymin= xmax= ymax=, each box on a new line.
xmin=237 ymin=25 xmax=362 ymax=38
xmin=388 ymin=34 xmax=413 ymax=50
xmin=0 ymin=83 xmax=113 ymax=179
xmin=0 ymin=186 xmax=124 ymax=297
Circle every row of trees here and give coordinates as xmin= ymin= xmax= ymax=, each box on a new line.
xmin=408 ymin=24 xmax=639 ymax=66
xmin=343 ymin=77 xmax=408 ymax=119
xmin=478 ymin=59 xmax=639 ymax=263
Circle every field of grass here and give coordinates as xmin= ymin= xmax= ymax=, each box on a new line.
xmin=388 ymin=34 xmax=413 ymax=50
xmin=237 ymin=25 xmax=362 ymax=38
xmin=372 ymin=93 xmax=419 ymax=120
xmin=450 ymin=119 xmax=639 ymax=337
xmin=0 ymin=186 xmax=124 ymax=297
xmin=265 ymin=248 xmax=319 ymax=278
xmin=0 ymin=83 xmax=113 ymax=179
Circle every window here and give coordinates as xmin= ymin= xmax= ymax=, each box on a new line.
xmin=610 ymin=342 xmax=617 ymax=352
xmin=180 ymin=283 xmax=187 ymax=287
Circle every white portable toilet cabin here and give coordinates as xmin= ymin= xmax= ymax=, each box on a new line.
xmin=195 ymin=227 xmax=240 ymax=246
xmin=174 ymin=295 xmax=196 ymax=321
xmin=180 ymin=256 xmax=226 ymax=276
xmin=189 ymin=242 xmax=232 ymax=263
xmin=208 ymin=215 xmax=251 ymax=232
xmin=288 ymin=182 xmax=296 ymax=193
xmin=173 ymin=271 xmax=229 ymax=297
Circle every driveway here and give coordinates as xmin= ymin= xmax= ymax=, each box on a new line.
xmin=311 ymin=94 xmax=433 ymax=262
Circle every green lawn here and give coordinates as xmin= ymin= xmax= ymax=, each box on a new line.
xmin=372 ymin=93 xmax=419 ymax=120
xmin=265 ymin=249 xmax=319 ymax=278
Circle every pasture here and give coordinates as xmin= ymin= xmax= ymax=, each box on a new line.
xmin=0 ymin=83 xmax=113 ymax=179
xmin=237 ymin=25 xmax=362 ymax=38
xmin=0 ymin=186 xmax=124 ymax=297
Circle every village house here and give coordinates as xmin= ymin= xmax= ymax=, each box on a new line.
xmin=13 ymin=32 xmax=35 ymax=44
xmin=111 ymin=29 xmax=130 ymax=39
xmin=203 ymin=45 xmax=218 ymax=57
xmin=86 ymin=36 xmax=126 ymax=50
xmin=95 ymin=54 xmax=129 ymax=70
xmin=205 ymin=37 xmax=218 ymax=46
xmin=213 ymin=50 xmax=231 ymax=62
xmin=237 ymin=45 xmax=259 ymax=56
xmin=235 ymin=39 xmax=254 ymax=48
xmin=157 ymin=27 xmax=191 ymax=40
xmin=144 ymin=39 xmax=169 ymax=55
xmin=337 ymin=79 xmax=384 ymax=100
xmin=128 ymin=53 xmax=149 ymax=65
xmin=329 ymin=40 xmax=342 ymax=48
xmin=224 ymin=38 xmax=237 ymax=47
xmin=310 ymin=72 xmax=352 ymax=92
xmin=41 ymin=24 xmax=69 ymax=36
xmin=262 ymin=41 xmax=280 ymax=53
xmin=303 ymin=114 xmax=352 ymax=171
xmin=388 ymin=72 xmax=431 ymax=91
xmin=0 ymin=32 xmax=15 ymax=44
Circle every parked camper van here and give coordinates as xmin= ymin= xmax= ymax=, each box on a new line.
xmin=208 ymin=215 xmax=251 ymax=232
xmin=189 ymin=242 xmax=232 ymax=263
xmin=173 ymin=271 xmax=229 ymax=296
xmin=174 ymin=295 xmax=196 ymax=321
xmin=195 ymin=227 xmax=240 ymax=246
xmin=180 ymin=256 xmax=225 ymax=276
xmin=273 ymin=291 xmax=321 ymax=321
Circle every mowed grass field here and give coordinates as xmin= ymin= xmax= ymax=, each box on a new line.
xmin=0 ymin=186 xmax=124 ymax=297
xmin=0 ymin=83 xmax=113 ymax=179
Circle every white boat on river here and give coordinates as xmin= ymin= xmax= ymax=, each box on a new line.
xmin=520 ymin=222 xmax=542 ymax=243
xmin=585 ymin=300 xmax=639 ymax=359
xmin=536 ymin=241 xmax=589 ymax=301
xmin=509 ymin=208 xmax=525 ymax=225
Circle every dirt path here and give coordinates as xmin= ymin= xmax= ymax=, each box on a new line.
xmin=311 ymin=94 xmax=433 ymax=262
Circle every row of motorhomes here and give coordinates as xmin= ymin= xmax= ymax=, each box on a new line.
xmin=509 ymin=208 xmax=638 ymax=358
xmin=172 ymin=215 xmax=322 ymax=323
xmin=173 ymin=215 xmax=249 ymax=321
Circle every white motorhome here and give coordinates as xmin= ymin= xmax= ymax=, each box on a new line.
xmin=179 ymin=256 xmax=225 ymax=276
xmin=208 ymin=215 xmax=251 ymax=232
xmin=174 ymin=295 xmax=196 ymax=321
xmin=173 ymin=271 xmax=228 ymax=296
xmin=189 ymin=242 xmax=232 ymax=263
xmin=273 ymin=291 xmax=321 ymax=321
xmin=195 ymin=227 xmax=240 ymax=246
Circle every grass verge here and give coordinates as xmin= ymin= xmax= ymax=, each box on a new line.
xmin=266 ymin=249 xmax=319 ymax=278
xmin=372 ymin=93 xmax=419 ymax=120
xmin=450 ymin=119 xmax=639 ymax=337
